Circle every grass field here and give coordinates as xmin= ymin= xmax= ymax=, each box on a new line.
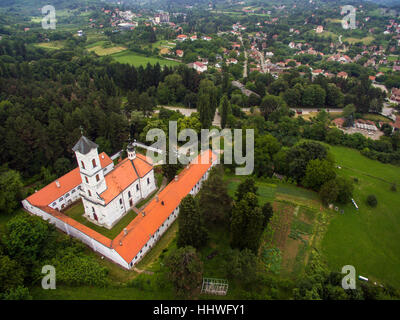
xmin=343 ymin=36 xmax=375 ymax=45
xmin=63 ymin=201 xmax=138 ymax=239
xmin=321 ymin=144 xmax=400 ymax=287
xmin=86 ymin=41 xmax=127 ymax=56
xmin=35 ymin=41 xmax=65 ymax=50
xmin=111 ymin=51 xmax=181 ymax=67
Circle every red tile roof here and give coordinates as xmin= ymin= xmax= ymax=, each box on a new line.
xmin=27 ymin=152 xmax=112 ymax=207
xmin=112 ymin=150 xmax=217 ymax=263
xmin=100 ymin=154 xmax=153 ymax=204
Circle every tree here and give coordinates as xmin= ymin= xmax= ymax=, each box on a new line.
xmin=286 ymin=141 xmax=329 ymax=183
xmin=0 ymin=255 xmax=25 ymax=294
xmin=319 ymin=179 xmax=339 ymax=205
xmin=231 ymin=193 xmax=264 ymax=253
xmin=325 ymin=83 xmax=344 ymax=108
xmin=163 ymin=149 xmax=183 ymax=182
xmin=302 ymin=84 xmax=326 ymax=109
xmin=302 ymin=159 xmax=336 ymax=191
xmin=164 ymin=246 xmax=203 ymax=298
xmin=220 ymin=95 xmax=231 ymax=129
xmin=198 ymin=166 xmax=232 ymax=225
xmin=0 ymin=169 xmax=23 ymax=215
xmin=260 ymin=95 xmax=287 ymax=120
xmin=3 ymin=214 xmax=52 ymax=267
xmin=54 ymin=158 xmax=71 ymax=177
xmin=261 ymin=202 xmax=274 ymax=228
xmin=223 ymin=248 xmax=261 ymax=286
xmin=235 ymin=177 xmax=258 ymax=201
xmin=2 ymin=285 xmax=32 ymax=300
xmin=177 ymin=195 xmax=208 ymax=249
xmin=254 ymin=134 xmax=281 ymax=177
xmin=335 ymin=177 xmax=354 ymax=204
xmin=367 ymin=194 xmax=378 ymax=207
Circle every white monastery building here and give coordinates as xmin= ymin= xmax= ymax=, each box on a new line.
xmin=22 ymin=136 xmax=217 ymax=269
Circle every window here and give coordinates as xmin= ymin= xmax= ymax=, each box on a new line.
xmin=92 ymin=159 xmax=97 ymax=168
xmin=92 ymin=207 xmax=95 ymax=213
xmin=147 ymin=178 xmax=150 ymax=185
xmin=52 ymin=202 xmax=56 ymax=206
xmin=65 ymin=193 xmax=70 ymax=198
xmin=78 ymin=186 xmax=82 ymax=190
xmin=85 ymin=176 xmax=89 ymax=184
xmin=119 ymin=198 xmax=122 ymax=205
xmin=59 ymin=197 xmax=63 ymax=202
xmin=71 ymin=189 xmax=76 ymax=194
xmin=81 ymin=161 xmax=85 ymax=169
xmin=96 ymin=174 xmax=100 ymax=182
xmin=128 ymin=191 xmax=131 ymax=198
xmin=136 ymin=184 xmax=139 ymax=191
xmin=88 ymin=190 xmax=92 ymax=197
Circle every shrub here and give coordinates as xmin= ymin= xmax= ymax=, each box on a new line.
xmin=391 ymin=183 xmax=397 ymax=192
xmin=367 ymin=194 xmax=378 ymax=207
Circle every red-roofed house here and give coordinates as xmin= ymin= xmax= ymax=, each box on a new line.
xmin=176 ymin=34 xmax=188 ymax=41
xmin=176 ymin=49 xmax=184 ymax=58
xmin=337 ymin=71 xmax=348 ymax=79
xmin=333 ymin=118 xmax=345 ymax=128
xmin=193 ymin=61 xmax=207 ymax=73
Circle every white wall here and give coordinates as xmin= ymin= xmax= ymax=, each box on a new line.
xmin=21 ymin=200 xmax=129 ymax=269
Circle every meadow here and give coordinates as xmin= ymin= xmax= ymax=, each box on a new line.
xmin=321 ymin=144 xmax=400 ymax=287
xmin=86 ymin=41 xmax=127 ymax=56
xmin=111 ymin=51 xmax=182 ymax=67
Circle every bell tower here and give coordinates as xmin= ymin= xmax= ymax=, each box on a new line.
xmin=73 ymin=136 xmax=107 ymax=201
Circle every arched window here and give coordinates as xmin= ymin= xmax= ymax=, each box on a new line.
xmin=96 ymin=174 xmax=100 ymax=182
xmin=92 ymin=159 xmax=97 ymax=168
xmin=85 ymin=176 xmax=89 ymax=184
xmin=81 ymin=161 xmax=85 ymax=169
xmin=88 ymin=190 xmax=92 ymax=197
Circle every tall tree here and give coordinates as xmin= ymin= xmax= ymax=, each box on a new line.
xmin=198 ymin=166 xmax=232 ymax=225
xmin=230 ymin=193 xmax=264 ymax=254
xmin=220 ymin=95 xmax=230 ymax=129
xmin=164 ymin=246 xmax=203 ymax=298
xmin=0 ymin=169 xmax=23 ymax=215
xmin=235 ymin=177 xmax=258 ymax=201
xmin=177 ymin=195 xmax=208 ymax=249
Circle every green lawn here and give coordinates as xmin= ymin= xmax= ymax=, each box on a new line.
xmin=63 ymin=201 xmax=137 ymax=239
xmin=321 ymin=144 xmax=400 ymax=287
xmin=110 ymin=51 xmax=181 ymax=67
xmin=30 ymin=283 xmax=174 ymax=300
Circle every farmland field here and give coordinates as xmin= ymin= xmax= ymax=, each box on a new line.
xmin=321 ymin=144 xmax=400 ymax=287
xmin=35 ymin=41 xmax=65 ymax=50
xmin=343 ymin=36 xmax=375 ymax=45
xmin=111 ymin=51 xmax=182 ymax=67
xmin=86 ymin=41 xmax=127 ymax=56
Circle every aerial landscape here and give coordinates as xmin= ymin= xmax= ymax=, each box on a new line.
xmin=0 ymin=0 xmax=400 ymax=303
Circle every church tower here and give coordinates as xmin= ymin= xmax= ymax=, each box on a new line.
xmin=127 ymin=142 xmax=136 ymax=160
xmin=73 ymin=136 xmax=107 ymax=202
